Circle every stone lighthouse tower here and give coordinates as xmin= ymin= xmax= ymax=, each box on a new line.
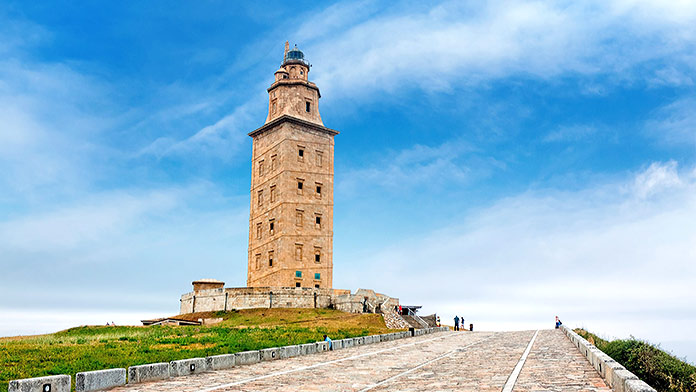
xmin=247 ymin=42 xmax=338 ymax=289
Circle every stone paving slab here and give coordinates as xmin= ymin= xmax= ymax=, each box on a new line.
xmin=368 ymin=330 xmax=534 ymax=392
xmin=107 ymin=330 xmax=615 ymax=392
xmin=513 ymin=329 xmax=612 ymax=392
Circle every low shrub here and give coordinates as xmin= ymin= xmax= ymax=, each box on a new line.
xmin=576 ymin=329 xmax=696 ymax=392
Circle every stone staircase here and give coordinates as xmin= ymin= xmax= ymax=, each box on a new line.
xmin=419 ymin=314 xmax=439 ymax=327
xmin=401 ymin=314 xmax=430 ymax=329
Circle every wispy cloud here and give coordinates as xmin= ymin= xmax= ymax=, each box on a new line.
xmin=647 ymin=97 xmax=696 ymax=146
xmin=542 ymin=124 xmax=599 ymax=143
xmin=299 ymin=0 xmax=696 ymax=99
xmin=337 ymin=139 xmax=495 ymax=194
xmin=0 ymin=39 xmax=119 ymax=201
xmin=138 ymin=99 xmax=260 ymax=160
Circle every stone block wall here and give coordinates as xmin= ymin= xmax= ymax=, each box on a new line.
xmin=180 ymin=286 xmax=399 ymax=317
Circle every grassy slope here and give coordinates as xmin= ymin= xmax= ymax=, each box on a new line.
xmin=0 ymin=308 xmax=395 ymax=392
xmin=575 ymin=329 xmax=696 ymax=392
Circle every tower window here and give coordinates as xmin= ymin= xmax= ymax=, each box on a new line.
xmin=315 ymin=284 xmax=320 ymax=288
xmin=296 ymin=282 xmax=301 ymax=287
xmin=268 ymin=251 xmax=274 ymax=267
xmin=315 ymin=254 xmax=321 ymax=263
xmin=316 ymin=151 xmax=323 ymax=167
xmin=295 ymin=244 xmax=303 ymax=260
xmin=270 ymin=185 xmax=277 ymax=203
xmin=256 ymin=223 xmax=262 ymax=239
xmin=315 ymin=216 xmax=321 ymax=228
xmin=297 ymin=180 xmax=304 ymax=195
xmin=306 ymin=102 xmax=311 ymax=113
xmin=269 ymin=220 xmax=275 ymax=235
xmin=316 ymin=185 xmax=321 ymax=194
xmin=295 ymin=270 xmax=302 ymax=278
xmin=314 ymin=273 xmax=321 ymax=280
xmin=259 ymin=160 xmax=265 ymax=176
xmin=271 ymin=101 xmax=277 ymax=114
xmin=298 ymin=148 xmax=304 ymax=160
xmin=271 ymin=154 xmax=277 ymax=171
xmin=257 ymin=190 xmax=263 ymax=206
xmin=296 ymin=210 xmax=303 ymax=226
xmin=255 ymin=254 xmax=261 ymax=270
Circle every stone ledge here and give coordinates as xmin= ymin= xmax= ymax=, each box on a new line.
xmin=8 ymin=375 xmax=71 ymax=392
xmin=561 ymin=325 xmax=656 ymax=392
xmin=260 ymin=347 xmax=281 ymax=361
xmin=206 ymin=354 xmax=235 ymax=371
xmin=170 ymin=357 xmax=209 ymax=377
xmin=75 ymin=368 xmax=126 ymax=391
xmin=234 ymin=350 xmax=261 ymax=366
xmin=128 ymin=362 xmax=170 ymax=384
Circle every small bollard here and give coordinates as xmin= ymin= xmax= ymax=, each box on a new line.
xmin=469 ymin=323 xmax=473 ymax=331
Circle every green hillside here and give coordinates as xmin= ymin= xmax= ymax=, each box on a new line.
xmin=575 ymin=329 xmax=696 ymax=392
xmin=0 ymin=308 xmax=395 ymax=391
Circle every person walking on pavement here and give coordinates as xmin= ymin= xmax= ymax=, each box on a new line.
xmin=454 ymin=315 xmax=460 ymax=331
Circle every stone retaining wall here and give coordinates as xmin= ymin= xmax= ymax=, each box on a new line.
xmin=8 ymin=327 xmax=448 ymax=391
xmin=179 ymin=286 xmax=399 ymax=316
xmin=561 ymin=325 xmax=656 ymax=392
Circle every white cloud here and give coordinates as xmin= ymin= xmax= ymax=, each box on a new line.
xmin=0 ymin=184 xmax=249 ymax=312
xmin=0 ymin=57 xmax=116 ymax=199
xmin=296 ymin=0 xmax=696 ymax=99
xmin=336 ymin=160 xmax=696 ymax=359
xmin=0 ymin=190 xmax=180 ymax=252
xmin=647 ymin=97 xmax=696 ymax=146
xmin=338 ymin=139 xmax=493 ymax=194
xmin=543 ymin=124 xmax=599 ymax=143
xmin=632 ymin=160 xmax=682 ymax=198
xmin=138 ymin=96 xmax=262 ymax=160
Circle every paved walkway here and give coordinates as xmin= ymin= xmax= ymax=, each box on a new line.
xmin=110 ymin=329 xmax=611 ymax=392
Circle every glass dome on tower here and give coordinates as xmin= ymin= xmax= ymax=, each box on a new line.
xmin=283 ymin=44 xmax=310 ymax=66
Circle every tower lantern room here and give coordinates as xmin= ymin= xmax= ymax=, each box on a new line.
xmin=266 ymin=42 xmax=323 ymax=126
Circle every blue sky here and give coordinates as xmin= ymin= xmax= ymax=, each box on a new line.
xmin=1 ymin=1 xmax=695 ymax=362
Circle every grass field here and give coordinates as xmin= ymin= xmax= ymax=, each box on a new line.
xmin=575 ymin=329 xmax=696 ymax=392
xmin=0 ymin=308 xmax=394 ymax=391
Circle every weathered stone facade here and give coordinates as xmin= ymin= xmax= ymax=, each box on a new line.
xmin=179 ymin=284 xmax=403 ymax=317
xmin=247 ymin=43 xmax=337 ymax=289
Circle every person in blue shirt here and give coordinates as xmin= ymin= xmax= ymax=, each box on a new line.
xmin=323 ymin=334 xmax=333 ymax=350
xmin=454 ymin=315 xmax=460 ymax=331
